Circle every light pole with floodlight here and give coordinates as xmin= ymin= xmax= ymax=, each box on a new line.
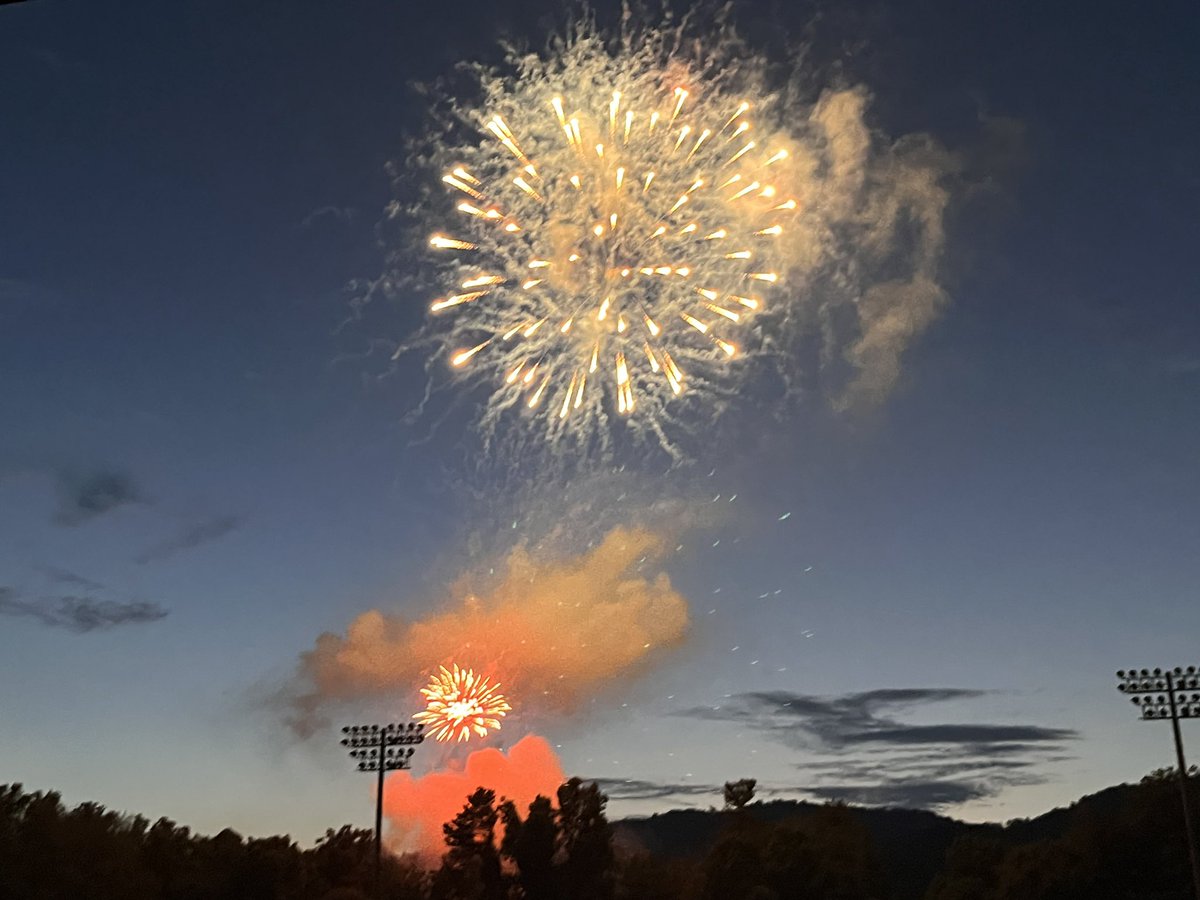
xmin=340 ymin=722 xmax=425 ymax=897
xmin=1117 ymin=666 xmax=1200 ymax=899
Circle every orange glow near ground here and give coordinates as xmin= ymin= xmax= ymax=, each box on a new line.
xmin=382 ymin=734 xmax=566 ymax=858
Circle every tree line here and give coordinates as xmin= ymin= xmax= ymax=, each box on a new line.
xmin=1 ymin=769 xmax=1197 ymax=898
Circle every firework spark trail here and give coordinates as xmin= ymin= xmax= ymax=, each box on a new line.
xmin=430 ymin=84 xmax=792 ymax=429
xmin=413 ymin=663 xmax=512 ymax=743
xmin=384 ymin=19 xmax=953 ymax=463
xmin=416 ymin=27 xmax=810 ymax=457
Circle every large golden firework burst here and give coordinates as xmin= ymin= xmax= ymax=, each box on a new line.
xmin=413 ymin=664 xmax=512 ymax=743
xmin=425 ymin=43 xmax=796 ymax=446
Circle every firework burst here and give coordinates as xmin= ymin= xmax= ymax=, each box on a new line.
xmin=422 ymin=30 xmax=798 ymax=453
xmin=382 ymin=18 xmax=955 ymax=460
xmin=413 ymin=664 xmax=513 ymax=743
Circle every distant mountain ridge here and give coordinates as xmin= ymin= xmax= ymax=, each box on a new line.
xmin=613 ymin=781 xmax=1152 ymax=899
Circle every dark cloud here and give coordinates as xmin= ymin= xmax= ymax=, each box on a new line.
xmin=300 ymin=205 xmax=356 ymax=228
xmin=591 ymin=778 xmax=720 ymax=802
xmin=54 ymin=470 xmax=141 ymax=526
xmin=0 ymin=589 xmax=167 ymax=632
xmin=798 ymin=752 xmax=1057 ymax=810
xmin=34 ymin=566 xmax=105 ymax=591
xmin=800 ymin=750 xmax=1058 ymax=779
xmin=675 ymin=687 xmax=1077 ymax=811
xmin=807 ymin=780 xmax=995 ymax=808
xmin=135 ymin=514 xmax=243 ymax=564
xmin=843 ymin=724 xmax=1076 ymax=746
xmin=677 ymin=688 xmax=1003 ymax=749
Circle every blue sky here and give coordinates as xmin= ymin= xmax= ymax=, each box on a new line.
xmin=2 ymin=0 xmax=1198 ymax=843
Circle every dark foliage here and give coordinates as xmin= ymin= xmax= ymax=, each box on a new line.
xmin=500 ymin=795 xmax=556 ymax=899
xmin=723 ymin=779 xmax=757 ymax=811
xmin=2 ymin=770 xmax=1197 ymax=899
xmin=433 ymin=776 xmax=617 ymax=900
xmin=432 ymin=788 xmax=505 ymax=900
xmin=927 ymin=769 xmax=1200 ymax=900
xmin=0 ymin=785 xmax=426 ymax=900
xmin=556 ymin=778 xmax=615 ymax=900
xmin=700 ymin=802 xmax=886 ymax=900
xmin=615 ymin=798 xmax=985 ymax=899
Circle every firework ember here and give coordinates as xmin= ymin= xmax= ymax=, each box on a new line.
xmin=422 ymin=31 xmax=798 ymax=451
xmin=413 ymin=664 xmax=512 ymax=743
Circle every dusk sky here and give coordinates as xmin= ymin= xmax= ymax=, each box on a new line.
xmin=2 ymin=0 xmax=1198 ymax=847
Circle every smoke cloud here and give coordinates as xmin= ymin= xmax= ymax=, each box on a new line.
xmin=796 ymin=87 xmax=954 ymax=409
xmin=356 ymin=13 xmax=962 ymax=471
xmin=0 ymin=588 xmax=168 ymax=632
xmin=289 ymin=526 xmax=690 ymax=736
xmin=383 ymin=734 xmax=566 ymax=858
xmin=53 ymin=469 xmax=141 ymax=526
xmin=135 ymin=514 xmax=243 ymax=564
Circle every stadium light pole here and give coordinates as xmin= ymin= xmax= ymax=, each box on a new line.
xmin=341 ymin=722 xmax=425 ymax=897
xmin=1117 ymin=666 xmax=1200 ymax=899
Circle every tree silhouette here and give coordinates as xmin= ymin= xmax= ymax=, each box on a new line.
xmin=556 ymin=777 xmax=614 ymax=900
xmin=702 ymin=802 xmax=884 ymax=900
xmin=701 ymin=822 xmax=770 ymax=900
xmin=432 ymin=787 xmax=505 ymax=900
xmin=309 ymin=825 xmax=375 ymax=897
xmin=723 ymin=779 xmax=757 ymax=812
xmin=0 ymin=783 xmax=426 ymax=899
xmin=924 ymin=834 xmax=1008 ymax=900
xmin=500 ymin=795 xmax=557 ymax=900
xmin=618 ymin=853 xmax=700 ymax=900
xmin=8 ymin=771 xmax=1200 ymax=900
xmin=926 ymin=767 xmax=1200 ymax=900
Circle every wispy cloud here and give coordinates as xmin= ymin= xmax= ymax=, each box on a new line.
xmin=0 ymin=588 xmax=167 ymax=632
xmin=591 ymin=778 xmax=721 ymax=802
xmin=841 ymin=723 xmax=1074 ymax=746
xmin=300 ymin=205 xmax=356 ymax=228
xmin=674 ymin=688 xmax=1077 ymax=811
xmin=135 ymin=514 xmax=243 ymax=564
xmin=53 ymin=469 xmax=141 ymax=526
xmin=34 ymin=565 xmax=105 ymax=592
xmin=806 ymin=780 xmax=995 ymax=808
xmin=677 ymin=688 xmax=1009 ymax=748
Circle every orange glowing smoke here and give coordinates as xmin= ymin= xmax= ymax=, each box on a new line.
xmin=413 ymin=664 xmax=512 ymax=743
xmin=383 ymin=733 xmax=565 ymax=858
xmin=289 ymin=527 xmax=689 ymax=736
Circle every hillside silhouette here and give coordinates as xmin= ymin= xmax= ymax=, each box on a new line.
xmin=617 ymin=768 xmax=1199 ymax=899
xmin=2 ymin=768 xmax=1197 ymax=898
xmin=616 ymin=799 xmax=989 ymax=899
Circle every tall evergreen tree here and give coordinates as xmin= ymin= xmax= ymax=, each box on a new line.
xmin=556 ymin=778 xmax=614 ymax=900
xmin=432 ymin=787 xmax=505 ymax=900
xmin=500 ymin=795 xmax=558 ymax=900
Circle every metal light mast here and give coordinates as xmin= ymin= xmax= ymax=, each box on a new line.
xmin=340 ymin=722 xmax=425 ymax=897
xmin=1117 ymin=666 xmax=1200 ymax=899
